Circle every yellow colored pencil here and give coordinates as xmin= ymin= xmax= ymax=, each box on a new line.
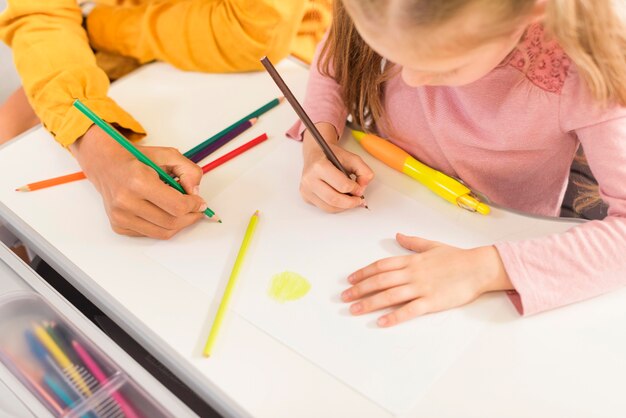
xmin=33 ymin=325 xmax=92 ymax=396
xmin=203 ymin=210 xmax=260 ymax=357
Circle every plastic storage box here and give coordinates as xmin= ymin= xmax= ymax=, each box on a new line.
xmin=0 ymin=291 xmax=174 ymax=418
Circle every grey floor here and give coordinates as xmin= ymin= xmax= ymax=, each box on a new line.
xmin=0 ymin=0 xmax=21 ymax=103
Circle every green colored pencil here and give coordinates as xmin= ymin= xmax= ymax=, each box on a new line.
xmin=183 ymin=97 xmax=284 ymax=158
xmin=203 ymin=210 xmax=260 ymax=357
xmin=73 ymin=99 xmax=219 ymax=221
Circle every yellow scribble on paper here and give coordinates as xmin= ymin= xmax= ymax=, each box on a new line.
xmin=268 ymin=271 xmax=311 ymax=303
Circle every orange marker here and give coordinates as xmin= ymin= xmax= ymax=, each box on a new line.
xmin=352 ymin=131 xmax=490 ymax=215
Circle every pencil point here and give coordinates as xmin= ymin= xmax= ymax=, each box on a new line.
xmin=278 ymin=96 xmax=285 ymax=104
xmin=15 ymin=186 xmax=29 ymax=192
xmin=249 ymin=117 xmax=259 ymax=125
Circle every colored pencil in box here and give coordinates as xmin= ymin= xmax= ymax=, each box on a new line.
xmin=184 ymin=97 xmax=283 ymax=158
xmin=45 ymin=322 xmax=82 ymax=368
xmin=0 ymin=348 xmax=64 ymax=415
xmin=189 ymin=118 xmax=257 ymax=163
xmin=33 ymin=324 xmax=92 ymax=396
xmin=202 ymin=133 xmax=268 ymax=174
xmin=71 ymin=340 xmax=140 ymax=418
xmin=72 ymin=99 xmax=220 ymax=222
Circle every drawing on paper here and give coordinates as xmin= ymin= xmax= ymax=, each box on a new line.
xmin=268 ymin=271 xmax=311 ymax=303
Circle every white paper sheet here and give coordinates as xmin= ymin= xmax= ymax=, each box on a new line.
xmin=146 ymin=139 xmax=512 ymax=415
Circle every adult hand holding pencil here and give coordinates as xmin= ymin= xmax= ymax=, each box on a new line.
xmin=71 ymin=101 xmax=220 ymax=239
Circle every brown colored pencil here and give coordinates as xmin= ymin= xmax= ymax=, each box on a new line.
xmin=260 ymin=56 xmax=367 ymax=206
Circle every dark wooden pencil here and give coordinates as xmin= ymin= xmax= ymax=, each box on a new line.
xmin=261 ymin=57 xmax=367 ymax=207
xmin=260 ymin=56 xmax=351 ymax=178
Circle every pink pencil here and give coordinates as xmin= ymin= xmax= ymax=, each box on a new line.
xmin=71 ymin=341 xmax=141 ymax=418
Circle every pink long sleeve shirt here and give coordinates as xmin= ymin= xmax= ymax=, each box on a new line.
xmin=288 ymin=24 xmax=626 ymax=316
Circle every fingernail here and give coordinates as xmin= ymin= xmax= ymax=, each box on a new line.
xmin=341 ymin=289 xmax=352 ymax=301
xmin=378 ymin=316 xmax=389 ymax=327
xmin=192 ymin=186 xmax=200 ymax=195
xmin=350 ymin=303 xmax=362 ymax=314
xmin=347 ymin=274 xmax=355 ymax=283
xmin=199 ymin=202 xmax=208 ymax=212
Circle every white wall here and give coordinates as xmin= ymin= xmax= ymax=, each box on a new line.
xmin=0 ymin=0 xmax=21 ymax=104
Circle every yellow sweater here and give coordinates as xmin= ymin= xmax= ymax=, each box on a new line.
xmin=0 ymin=0 xmax=331 ymax=147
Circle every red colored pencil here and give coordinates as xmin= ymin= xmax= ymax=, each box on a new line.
xmin=201 ymin=133 xmax=268 ymax=174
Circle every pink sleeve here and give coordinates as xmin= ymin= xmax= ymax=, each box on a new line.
xmin=286 ymin=32 xmax=348 ymax=141
xmin=495 ymin=68 xmax=626 ymax=316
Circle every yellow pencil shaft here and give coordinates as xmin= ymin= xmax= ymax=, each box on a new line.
xmin=34 ymin=326 xmax=92 ymax=396
xmin=203 ymin=212 xmax=260 ymax=357
xmin=402 ymin=158 xmax=472 ymax=204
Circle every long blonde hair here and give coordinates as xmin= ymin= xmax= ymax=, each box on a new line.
xmin=320 ymin=0 xmax=626 ymax=213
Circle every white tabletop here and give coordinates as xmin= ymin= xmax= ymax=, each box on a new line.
xmin=1 ymin=61 xmax=625 ymax=418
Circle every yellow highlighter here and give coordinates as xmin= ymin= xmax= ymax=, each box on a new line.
xmin=351 ymin=130 xmax=490 ymax=215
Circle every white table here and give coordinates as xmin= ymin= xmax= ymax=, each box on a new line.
xmin=1 ymin=61 xmax=625 ymax=418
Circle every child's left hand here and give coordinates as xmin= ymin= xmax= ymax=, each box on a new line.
xmin=341 ymin=233 xmax=513 ymax=327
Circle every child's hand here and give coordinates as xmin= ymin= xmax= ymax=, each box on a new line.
xmin=71 ymin=125 xmax=207 ymax=239
xmin=342 ymin=233 xmax=513 ymax=327
xmin=300 ymin=123 xmax=374 ymax=213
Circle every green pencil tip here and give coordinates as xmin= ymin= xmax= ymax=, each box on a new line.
xmin=218 ymin=220 xmax=223 ymax=223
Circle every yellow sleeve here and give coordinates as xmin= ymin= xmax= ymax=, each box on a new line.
xmin=291 ymin=0 xmax=333 ymax=64
xmin=0 ymin=0 xmax=145 ymax=148
xmin=87 ymin=0 xmax=308 ymax=72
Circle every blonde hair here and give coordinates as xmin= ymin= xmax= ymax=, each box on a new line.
xmin=321 ymin=0 xmax=626 ymax=214
xmin=545 ymin=0 xmax=626 ymax=106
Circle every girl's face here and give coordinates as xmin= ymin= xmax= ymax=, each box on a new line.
xmin=344 ymin=1 xmax=537 ymax=87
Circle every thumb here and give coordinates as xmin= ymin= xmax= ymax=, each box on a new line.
xmin=169 ymin=157 xmax=203 ymax=196
xmin=396 ymin=233 xmax=441 ymax=253
xmin=177 ymin=168 xmax=203 ymax=195
xmin=344 ymin=154 xmax=374 ymax=196
xmin=147 ymin=146 xmax=204 ymax=195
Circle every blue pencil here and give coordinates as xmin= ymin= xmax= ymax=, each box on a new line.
xmin=43 ymin=374 xmax=74 ymax=406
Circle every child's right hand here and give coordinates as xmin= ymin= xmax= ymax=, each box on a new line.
xmin=71 ymin=125 xmax=208 ymax=239
xmin=300 ymin=123 xmax=374 ymax=213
